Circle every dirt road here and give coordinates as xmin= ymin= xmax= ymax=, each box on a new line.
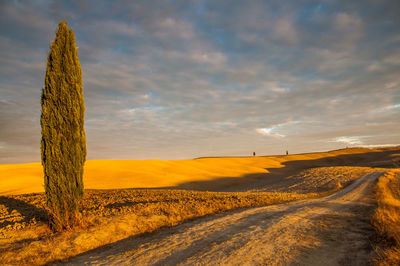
xmin=61 ymin=172 xmax=383 ymax=265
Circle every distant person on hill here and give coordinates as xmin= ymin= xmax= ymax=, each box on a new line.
xmin=253 ymin=152 xmax=256 ymax=156
xmin=286 ymin=150 xmax=288 ymax=155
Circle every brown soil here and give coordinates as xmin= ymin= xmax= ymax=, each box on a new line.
xmin=60 ymin=172 xmax=383 ymax=265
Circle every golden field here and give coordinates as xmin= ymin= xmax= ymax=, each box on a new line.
xmin=0 ymin=147 xmax=399 ymax=264
xmin=1 ymin=147 xmax=397 ymax=195
xmin=1 ymin=166 xmax=376 ymax=265
xmin=372 ymin=170 xmax=400 ymax=265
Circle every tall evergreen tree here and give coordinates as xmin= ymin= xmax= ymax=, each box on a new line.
xmin=41 ymin=21 xmax=86 ymax=231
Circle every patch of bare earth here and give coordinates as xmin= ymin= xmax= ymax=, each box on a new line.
xmin=0 ymin=190 xmax=315 ymax=264
xmin=60 ymin=172 xmax=384 ymax=265
xmin=252 ymin=166 xmax=377 ymax=193
xmin=0 ymin=167 xmax=384 ymax=264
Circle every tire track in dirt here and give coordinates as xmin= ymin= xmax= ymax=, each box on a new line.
xmin=60 ymin=172 xmax=384 ymax=265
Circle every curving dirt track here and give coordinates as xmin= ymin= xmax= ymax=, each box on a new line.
xmin=61 ymin=172 xmax=383 ymax=266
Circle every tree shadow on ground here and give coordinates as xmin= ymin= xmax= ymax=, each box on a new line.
xmin=0 ymin=196 xmax=48 ymax=229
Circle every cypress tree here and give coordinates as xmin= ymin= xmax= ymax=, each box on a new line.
xmin=41 ymin=21 xmax=86 ymax=231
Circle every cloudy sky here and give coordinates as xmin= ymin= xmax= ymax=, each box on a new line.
xmin=1 ymin=0 xmax=399 ymax=163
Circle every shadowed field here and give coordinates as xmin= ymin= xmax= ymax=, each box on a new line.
xmin=61 ymin=172 xmax=384 ymax=265
xmin=1 ymin=147 xmax=399 ymax=195
xmin=0 ymin=147 xmax=399 ymax=264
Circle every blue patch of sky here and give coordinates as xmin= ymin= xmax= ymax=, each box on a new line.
xmin=132 ymin=105 xmax=166 ymax=112
xmin=374 ymin=104 xmax=400 ymax=114
xmin=138 ymin=68 xmax=153 ymax=75
xmin=204 ymin=72 xmax=228 ymax=87
xmin=191 ymin=6 xmax=254 ymax=56
xmin=195 ymin=18 xmax=236 ymax=53
xmin=210 ymin=28 xmax=227 ymax=47
xmin=299 ymin=1 xmax=329 ymax=18
xmin=195 ymin=0 xmax=207 ymax=16
xmin=145 ymin=91 xmax=162 ymax=104
xmin=102 ymin=90 xmax=126 ymax=99
xmin=277 ymin=84 xmax=293 ymax=93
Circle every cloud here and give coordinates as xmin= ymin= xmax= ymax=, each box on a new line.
xmin=361 ymin=144 xmax=400 ymax=148
xmin=334 ymin=12 xmax=362 ymax=31
xmin=1 ymin=0 xmax=400 ymax=163
xmin=153 ymin=17 xmax=195 ymax=40
xmin=274 ymin=16 xmax=298 ymax=44
xmin=256 ymin=121 xmax=302 ymax=138
xmin=334 ymin=136 xmax=363 ymax=146
xmin=383 ymin=49 xmax=400 ymax=65
xmin=387 ymin=104 xmax=400 ymax=110
xmin=256 ymin=128 xmax=285 ymax=138
xmin=188 ymin=51 xmax=226 ymax=66
xmin=366 ymin=63 xmax=384 ymax=72
xmin=374 ymin=103 xmax=400 ymax=113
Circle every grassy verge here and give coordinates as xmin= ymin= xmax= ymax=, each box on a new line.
xmin=372 ymin=170 xmax=400 ymax=265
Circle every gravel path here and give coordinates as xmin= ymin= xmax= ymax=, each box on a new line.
xmin=60 ymin=172 xmax=383 ymax=266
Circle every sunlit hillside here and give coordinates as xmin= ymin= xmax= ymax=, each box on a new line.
xmin=1 ymin=147 xmax=398 ymax=195
xmin=1 ymin=147 xmax=399 ymax=264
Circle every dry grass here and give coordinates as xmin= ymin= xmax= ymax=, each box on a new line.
xmin=0 ymin=189 xmax=318 ymax=265
xmin=0 ymin=165 xmax=377 ymax=265
xmin=1 ymin=147 xmax=397 ymax=264
xmin=372 ymin=170 xmax=400 ymax=265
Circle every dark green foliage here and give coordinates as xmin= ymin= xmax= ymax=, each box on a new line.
xmin=41 ymin=21 xmax=86 ymax=231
